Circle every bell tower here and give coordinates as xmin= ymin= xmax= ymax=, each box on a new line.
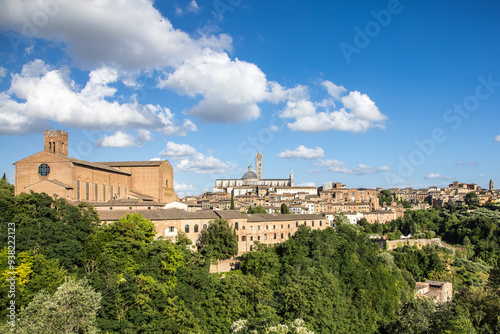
xmin=44 ymin=130 xmax=68 ymax=156
xmin=255 ymin=150 xmax=263 ymax=179
xmin=490 ymin=179 xmax=494 ymax=191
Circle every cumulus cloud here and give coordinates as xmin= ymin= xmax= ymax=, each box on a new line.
xmin=176 ymin=154 xmax=236 ymax=174
xmin=281 ymin=81 xmax=387 ymax=133
xmin=96 ymin=129 xmax=152 ymax=148
xmin=0 ymin=60 xmax=196 ymax=135
xmin=0 ymin=1 xmax=384 ymax=130
xmin=159 ymin=50 xmax=300 ymax=122
xmin=174 ymin=181 xmax=198 ymax=198
xmin=322 ymin=80 xmax=347 ymax=100
xmin=425 ymin=173 xmax=453 ymax=180
xmin=159 ymin=141 xmax=198 ymax=158
xmin=159 ymin=141 xmax=236 ymax=174
xmin=315 ymin=159 xmax=389 ymax=175
xmin=0 ymin=0 xmax=230 ymax=70
xmin=278 ymin=145 xmax=324 ymax=160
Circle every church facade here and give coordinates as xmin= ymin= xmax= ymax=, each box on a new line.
xmin=15 ymin=130 xmax=178 ymax=203
xmin=214 ymin=151 xmax=294 ymax=195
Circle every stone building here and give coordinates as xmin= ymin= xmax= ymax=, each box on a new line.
xmin=415 ymin=280 xmax=453 ymax=303
xmin=99 ymin=209 xmax=327 ymax=255
xmin=214 ymin=151 xmax=294 ymax=195
xmin=14 ymin=130 xmax=177 ymax=203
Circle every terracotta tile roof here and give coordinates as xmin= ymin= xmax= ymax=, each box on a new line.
xmin=66 ymin=157 xmax=131 ymax=175
xmin=98 ymin=160 xmax=167 ymax=167
xmin=99 ymin=208 xmax=218 ymax=221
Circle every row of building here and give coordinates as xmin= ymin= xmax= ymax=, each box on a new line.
xmin=13 ymin=130 xmax=497 ymax=256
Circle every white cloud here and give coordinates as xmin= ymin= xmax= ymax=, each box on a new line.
xmin=315 ymin=159 xmax=351 ymax=174
xmin=352 ymin=164 xmax=376 ymax=175
xmin=456 ymin=161 xmax=477 ymax=166
xmin=322 ymin=80 xmax=346 ymax=100
xmin=0 ymin=60 xmax=196 ymax=135
xmin=175 ymin=4 xmax=184 ymax=16
xmin=159 ymin=141 xmax=198 ymax=158
xmin=187 ymin=0 xmax=200 ymax=13
xmin=278 ymin=145 xmax=324 ymax=160
xmin=425 ymin=173 xmax=453 ymax=180
xmin=0 ymin=66 xmax=6 ymax=81
xmin=341 ymin=91 xmax=387 ymax=122
xmin=0 ymin=0 xmax=384 ymax=130
xmin=494 ymin=135 xmax=500 ymax=142
xmin=377 ymin=165 xmax=391 ymax=172
xmin=96 ymin=130 xmax=152 ymax=148
xmin=174 ymin=181 xmax=197 ymax=198
xmin=159 ymin=142 xmax=236 ymax=174
xmin=176 ymin=154 xmax=236 ymax=175
xmin=315 ymin=159 xmax=389 ymax=175
xmin=0 ymin=0 xmax=230 ymax=70
xmin=160 ymin=50 xmax=297 ymax=122
xmin=281 ymin=84 xmax=387 ymax=133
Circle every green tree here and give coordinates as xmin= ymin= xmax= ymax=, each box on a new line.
xmin=198 ymin=218 xmax=238 ymax=260
xmin=231 ymin=193 xmax=235 ymax=210
xmin=381 ymin=297 xmax=435 ymax=334
xmin=465 ymin=192 xmax=479 ymax=207
xmin=0 ymin=192 xmax=98 ymax=271
xmin=247 ymin=205 xmax=267 ymax=214
xmin=281 ymin=203 xmax=290 ymax=214
xmin=0 ymin=277 xmax=101 ymax=334
xmin=378 ymin=189 xmax=393 ymax=206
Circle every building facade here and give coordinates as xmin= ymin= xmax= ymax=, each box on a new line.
xmin=214 ymin=151 xmax=294 ymax=194
xmin=15 ymin=130 xmax=178 ymax=203
xmin=99 ymin=209 xmax=327 ymax=255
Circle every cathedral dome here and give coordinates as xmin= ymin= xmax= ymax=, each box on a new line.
xmin=242 ymin=165 xmax=258 ymax=180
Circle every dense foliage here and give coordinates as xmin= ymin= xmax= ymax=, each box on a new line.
xmin=1 ymin=181 xmax=500 ymax=333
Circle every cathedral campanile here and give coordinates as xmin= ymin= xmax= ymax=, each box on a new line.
xmin=256 ymin=150 xmax=263 ymax=179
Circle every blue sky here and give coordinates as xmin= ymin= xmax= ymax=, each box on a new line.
xmin=1 ymin=0 xmax=499 ymax=197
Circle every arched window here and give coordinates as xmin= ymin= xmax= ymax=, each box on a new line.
xmin=288 ymin=232 xmax=291 ymax=237
xmin=166 ymin=180 xmax=168 ymax=187
xmin=296 ymin=221 xmax=298 ymax=227
xmin=320 ymin=221 xmax=322 ymax=227
xmin=185 ymin=225 xmax=189 ymax=233
xmin=312 ymin=221 xmax=315 ymax=227
xmin=264 ymin=234 xmax=267 ymax=241
xmin=273 ymin=233 xmax=277 ymax=240
xmin=203 ymin=224 xmax=207 ymax=230
xmin=234 ymin=222 xmax=239 ymax=230
xmin=250 ymin=245 xmax=253 ymax=251
xmin=194 ymin=224 xmax=199 ymax=233
xmin=76 ymin=180 xmax=80 ymax=201
xmin=281 ymin=233 xmax=284 ymax=239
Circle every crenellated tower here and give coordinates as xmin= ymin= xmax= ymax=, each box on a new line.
xmin=44 ymin=130 xmax=68 ymax=156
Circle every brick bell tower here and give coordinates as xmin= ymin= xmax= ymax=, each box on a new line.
xmin=44 ymin=130 xmax=68 ymax=156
